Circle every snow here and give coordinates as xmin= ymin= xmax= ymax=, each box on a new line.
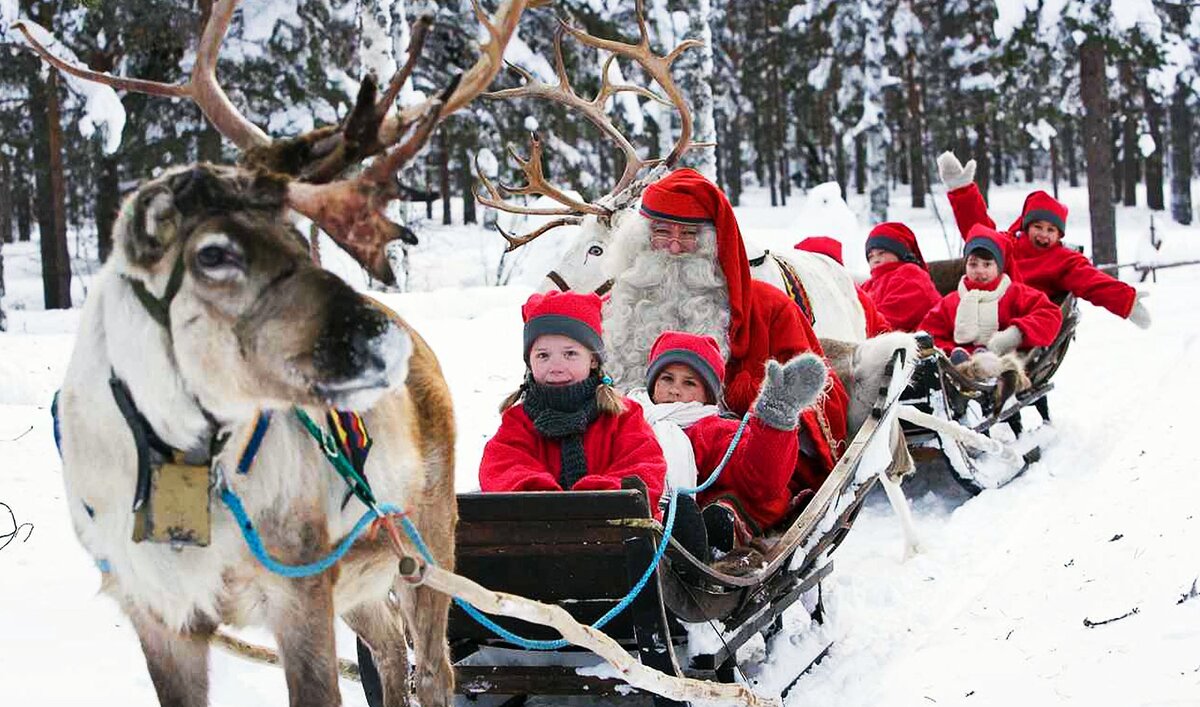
xmin=993 ymin=0 xmax=1037 ymax=42
xmin=1138 ymin=133 xmax=1156 ymax=158
xmin=3 ymin=180 xmax=1200 ymax=705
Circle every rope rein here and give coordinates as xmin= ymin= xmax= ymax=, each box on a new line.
xmin=221 ymin=408 xmax=753 ymax=650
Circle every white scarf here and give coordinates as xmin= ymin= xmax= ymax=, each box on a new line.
xmin=628 ymin=388 xmax=718 ymax=492
xmin=954 ymin=274 xmax=1011 ymax=345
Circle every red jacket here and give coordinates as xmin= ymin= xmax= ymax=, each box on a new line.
xmin=947 ymin=184 xmax=1136 ymax=317
xmin=855 ymin=285 xmax=893 ymax=336
xmin=479 ymin=399 xmax=667 ymax=513
xmin=861 ymin=261 xmax=943 ymax=333
xmin=686 ymin=415 xmax=800 ymax=532
xmin=722 ymin=280 xmax=849 ymax=493
xmin=920 ymin=276 xmax=1063 ymax=354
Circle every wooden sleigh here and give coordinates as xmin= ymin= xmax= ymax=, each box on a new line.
xmin=446 ymin=348 xmax=917 ymax=705
xmin=904 ymin=257 xmax=1081 ymax=494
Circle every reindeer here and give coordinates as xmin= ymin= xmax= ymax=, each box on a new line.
xmin=471 ymin=2 xmax=869 ymax=343
xmin=17 ymin=2 xmax=532 ymax=705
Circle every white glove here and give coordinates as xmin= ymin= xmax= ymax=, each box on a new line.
xmin=1128 ymin=292 xmax=1151 ymax=329
xmin=986 ymin=326 xmax=1023 ymax=356
xmin=937 ymin=151 xmax=977 ymax=191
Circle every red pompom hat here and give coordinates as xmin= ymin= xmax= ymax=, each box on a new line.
xmin=639 ymin=169 xmax=753 ymax=365
xmin=865 ymin=222 xmax=927 ymax=269
xmin=521 ymin=290 xmax=604 ymax=363
xmin=1014 ymin=190 xmax=1068 ymax=235
xmin=794 ymin=236 xmax=844 ymax=265
xmin=645 ymin=331 xmax=726 ymax=403
xmin=964 ymin=224 xmax=1017 ymax=278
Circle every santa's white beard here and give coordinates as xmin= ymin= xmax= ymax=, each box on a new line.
xmin=603 ymin=220 xmax=731 ymax=390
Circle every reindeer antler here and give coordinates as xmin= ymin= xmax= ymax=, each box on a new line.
xmin=14 ymin=0 xmax=532 ymax=283
xmin=477 ymin=0 xmax=704 ymax=251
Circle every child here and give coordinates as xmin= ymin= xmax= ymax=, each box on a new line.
xmin=794 ymin=236 xmax=892 ymax=337
xmin=628 ymin=331 xmax=828 ymax=550
xmin=478 ymin=291 xmax=667 ymax=513
xmin=920 ymin=225 xmax=1063 ymax=360
xmin=860 ymin=222 xmax=943 ymax=332
xmin=937 ymin=151 xmax=1150 ymax=328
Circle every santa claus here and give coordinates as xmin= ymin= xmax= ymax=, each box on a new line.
xmin=603 ymin=168 xmax=849 ymax=491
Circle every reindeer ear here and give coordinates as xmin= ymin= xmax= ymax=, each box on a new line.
xmin=122 ymin=182 xmax=182 ymax=268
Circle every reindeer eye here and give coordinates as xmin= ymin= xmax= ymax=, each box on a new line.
xmin=195 ymin=243 xmax=244 ymax=274
xmin=587 ymin=245 xmax=604 ymax=257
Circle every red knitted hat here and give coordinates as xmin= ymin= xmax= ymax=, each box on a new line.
xmin=521 ymin=290 xmax=604 ymax=363
xmin=795 ymin=236 xmax=844 ymax=265
xmin=1017 ymin=190 xmax=1068 ymax=235
xmin=964 ymin=224 xmax=1016 ymax=277
xmin=639 ymin=169 xmax=752 ymax=362
xmin=646 ymin=331 xmax=725 ymax=404
xmin=865 ymin=222 xmax=927 ymax=268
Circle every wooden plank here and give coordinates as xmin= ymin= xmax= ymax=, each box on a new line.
xmin=624 ymin=536 xmax=686 ymax=707
xmin=456 ymin=520 xmax=653 ymax=547
xmin=448 ymin=600 xmax=638 ymax=643
xmin=455 ymin=666 xmax=635 ymax=696
xmin=457 ymin=490 xmax=650 ymax=522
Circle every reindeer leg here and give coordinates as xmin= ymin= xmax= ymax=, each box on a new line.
xmin=270 ymin=572 xmax=342 ymax=707
xmin=343 ymin=599 xmax=411 ymax=707
xmin=882 ymin=424 xmax=922 ymax=560
xmin=127 ymin=606 xmax=215 ymax=707
xmin=398 ymin=489 xmax=456 ymax=707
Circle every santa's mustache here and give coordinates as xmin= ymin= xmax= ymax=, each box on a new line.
xmin=622 ymin=251 xmax=723 ymax=289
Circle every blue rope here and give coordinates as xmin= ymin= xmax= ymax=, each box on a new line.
xmin=226 ymin=408 xmax=751 ymax=650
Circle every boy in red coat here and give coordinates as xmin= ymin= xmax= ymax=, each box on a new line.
xmin=795 ymin=236 xmax=892 ymax=337
xmin=920 ymin=226 xmax=1063 ymax=359
xmin=937 ymin=151 xmax=1151 ymax=329
xmin=478 ymin=291 xmax=667 ymax=513
xmin=860 ymin=222 xmax=943 ymax=332
xmin=631 ymin=331 xmax=829 ymax=550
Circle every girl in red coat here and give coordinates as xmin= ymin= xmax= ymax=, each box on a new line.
xmin=629 ymin=331 xmax=829 ymax=551
xmin=937 ymin=151 xmax=1151 ymax=328
xmin=478 ymin=291 xmax=667 ymax=513
xmin=920 ymin=226 xmax=1063 ymax=360
xmin=860 ymin=222 xmax=943 ymax=332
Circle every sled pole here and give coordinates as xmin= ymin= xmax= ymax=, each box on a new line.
xmin=396 ymin=556 xmax=781 ymax=707
xmin=897 ymin=405 xmax=1022 ymax=466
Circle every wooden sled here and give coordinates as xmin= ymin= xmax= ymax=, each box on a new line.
xmin=901 ymin=269 xmax=1081 ymax=493
xmin=448 ymin=348 xmax=916 ymax=704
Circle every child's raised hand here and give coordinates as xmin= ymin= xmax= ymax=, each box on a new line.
xmin=753 ymin=354 xmax=829 ymax=431
xmin=937 ymin=151 xmax=977 ymax=191
xmin=1128 ymin=291 xmax=1152 ymax=329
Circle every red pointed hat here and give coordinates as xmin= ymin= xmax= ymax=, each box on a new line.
xmin=639 ymin=169 xmax=753 ymax=362
xmin=865 ymin=222 xmax=927 ymax=269
xmin=1013 ymin=190 xmax=1068 ymax=235
xmin=794 ymin=236 xmax=844 ymax=265
xmin=964 ymin=224 xmax=1017 ymax=278
xmin=645 ymin=331 xmax=726 ymax=403
xmin=521 ymin=290 xmax=604 ymax=363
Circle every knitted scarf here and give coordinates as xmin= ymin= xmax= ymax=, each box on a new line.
xmin=522 ymin=375 xmax=600 ymax=489
xmin=954 ymin=274 xmax=1011 ymax=346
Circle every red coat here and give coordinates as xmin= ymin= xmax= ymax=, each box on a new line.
xmin=856 ymin=285 xmax=893 ymax=336
xmin=686 ymin=415 xmax=799 ymax=533
xmin=722 ymin=280 xmax=849 ymax=493
xmin=479 ymin=399 xmax=666 ymax=513
xmin=861 ymin=261 xmax=943 ymax=333
xmin=920 ymin=277 xmax=1063 ymax=354
xmin=947 ymin=184 xmax=1136 ymax=317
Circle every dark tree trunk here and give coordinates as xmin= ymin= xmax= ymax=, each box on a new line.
xmin=1050 ymin=138 xmax=1060 ymax=200
xmin=0 ymin=154 xmax=12 ymax=244
xmin=96 ymin=154 xmax=120 ymax=263
xmin=458 ymin=144 xmax=476 ymax=225
xmin=897 ymin=137 xmax=910 ymax=185
xmin=29 ymin=42 xmax=72 ymax=309
xmin=1169 ymin=85 xmax=1193 ymax=225
xmin=439 ymin=133 xmax=451 ymax=226
xmin=1143 ymin=84 xmax=1165 ymax=212
xmin=1110 ymin=119 xmax=1123 ymax=203
xmin=1080 ymin=38 xmax=1118 ymax=267
xmin=751 ymin=109 xmax=765 ymax=186
xmin=1062 ymin=117 xmax=1079 ymax=187
xmin=16 ymin=171 xmax=32 ymax=242
xmin=990 ymin=117 xmax=1002 ymax=187
xmin=1120 ymin=61 xmax=1139 ymax=207
xmin=835 ymin=135 xmax=847 ymax=198
xmin=1024 ymin=145 xmax=1034 ymax=183
xmin=975 ymin=106 xmax=990 ymax=202
xmin=854 ymin=134 xmax=866 ymax=196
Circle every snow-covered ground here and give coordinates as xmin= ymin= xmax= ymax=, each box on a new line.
xmin=2 ymin=181 xmax=1199 ymax=706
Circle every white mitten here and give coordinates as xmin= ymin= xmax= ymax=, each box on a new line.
xmin=1128 ymin=291 xmax=1151 ymax=329
xmin=937 ymin=151 xmax=977 ymax=191
xmin=986 ymin=326 xmax=1023 ymax=355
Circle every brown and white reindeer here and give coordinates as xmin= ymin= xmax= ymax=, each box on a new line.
xmin=473 ymin=4 xmax=869 ymax=346
xmin=17 ymin=2 xmax=533 ymax=705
